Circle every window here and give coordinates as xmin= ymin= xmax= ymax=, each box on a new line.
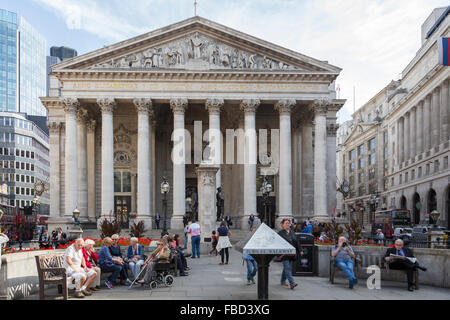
xmin=21 ymin=162 xmax=24 ymax=170
xmin=444 ymin=156 xmax=449 ymax=169
xmin=418 ymin=167 xmax=422 ymax=178
xmin=26 ymin=175 xmax=29 ymax=183
xmin=15 ymin=161 xmax=19 ymax=169
xmin=15 ymin=187 xmax=19 ymax=194
xmin=426 ymin=164 xmax=430 ymax=175
xmin=359 ymin=158 xmax=365 ymax=169
xmin=369 ymin=138 xmax=376 ymax=150
xmin=31 ymin=176 xmax=34 ymax=183
xmin=26 ymin=163 xmax=29 ymax=171
xmin=370 ymin=153 xmax=376 ymax=165
xmin=358 ymin=144 xmax=365 ymax=155
xmin=31 ymin=189 xmax=34 ymax=196
xmin=434 ymin=160 xmax=439 ymax=172
xmin=21 ymin=150 xmax=24 ymax=157
xmin=21 ymin=188 xmax=25 ymax=195
xmin=349 ymin=150 xmax=355 ymax=160
xmin=15 ymin=149 xmax=19 ymax=156
xmin=369 ymin=168 xmax=375 ymax=180
xmin=15 ymin=174 xmax=19 ymax=182
xmin=31 ymin=152 xmax=34 ymax=159
xmin=399 ymin=174 xmax=402 ymax=184
xmin=21 ymin=175 xmax=24 ymax=182
xmin=26 ymin=151 xmax=29 ymax=158
xmin=31 ymin=164 xmax=34 ymax=171
xmin=411 ymin=169 xmax=415 ymax=180
xmin=349 ymin=163 xmax=355 ymax=173
xmin=405 ymin=172 xmax=408 ymax=183
xmin=114 ymin=171 xmax=132 ymax=193
xmin=26 ymin=188 xmax=29 ymax=196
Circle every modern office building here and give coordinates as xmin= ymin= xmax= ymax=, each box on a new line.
xmin=50 ymin=46 xmax=77 ymax=62
xmin=0 ymin=8 xmax=47 ymax=116
xmin=0 ymin=112 xmax=50 ymax=214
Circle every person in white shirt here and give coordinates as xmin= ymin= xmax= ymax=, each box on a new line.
xmin=64 ymin=238 xmax=97 ymax=298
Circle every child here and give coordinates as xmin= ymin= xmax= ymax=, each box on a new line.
xmin=209 ymin=231 xmax=218 ymax=256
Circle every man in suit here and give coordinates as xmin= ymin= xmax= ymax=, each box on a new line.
xmin=225 ymin=215 xmax=232 ymax=228
xmin=155 ymin=213 xmax=161 ymax=230
xmin=39 ymin=229 xmax=51 ymax=249
xmin=384 ymin=239 xmax=427 ymax=291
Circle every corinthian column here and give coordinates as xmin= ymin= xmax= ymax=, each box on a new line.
xmin=423 ymin=94 xmax=431 ymax=152
xmin=440 ymin=80 xmax=449 ymax=143
xmin=313 ymin=99 xmax=328 ymax=222
xmin=77 ymin=108 xmax=89 ymax=220
xmin=416 ymin=102 xmax=423 ymax=155
xmin=97 ymin=98 xmax=117 ymax=222
xmin=170 ymin=98 xmax=188 ymax=229
xmin=47 ymin=121 xmax=61 ymax=218
xmin=404 ymin=112 xmax=410 ymax=162
xmin=133 ymin=98 xmax=153 ymax=229
xmin=431 ymin=87 xmax=441 ymax=149
xmin=62 ymin=98 xmax=80 ymax=218
xmin=205 ymin=98 xmax=224 ymax=189
xmin=275 ymin=99 xmax=296 ymax=224
xmin=86 ymin=120 xmax=96 ymax=222
xmin=410 ymin=107 xmax=416 ymax=160
xmin=240 ymin=99 xmax=260 ymax=225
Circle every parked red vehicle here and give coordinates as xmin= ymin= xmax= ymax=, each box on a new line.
xmin=372 ymin=209 xmax=412 ymax=238
xmin=0 ymin=203 xmax=37 ymax=241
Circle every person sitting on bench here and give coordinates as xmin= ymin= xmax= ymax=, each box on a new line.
xmin=138 ymin=238 xmax=171 ymax=284
xmin=384 ymin=239 xmax=427 ymax=291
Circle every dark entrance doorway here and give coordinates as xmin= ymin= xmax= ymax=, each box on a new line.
xmin=257 ymin=196 xmax=276 ymax=228
xmin=400 ymin=196 xmax=407 ymax=209
xmin=413 ymin=193 xmax=421 ymax=225
xmin=114 ymin=196 xmax=131 ymax=229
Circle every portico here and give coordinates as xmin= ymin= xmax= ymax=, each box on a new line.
xmin=41 ymin=16 xmax=345 ymax=230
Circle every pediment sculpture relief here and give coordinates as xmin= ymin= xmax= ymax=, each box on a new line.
xmin=90 ymin=32 xmax=299 ymax=71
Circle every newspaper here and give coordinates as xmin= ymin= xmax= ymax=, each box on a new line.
xmin=389 ymin=253 xmax=417 ymax=264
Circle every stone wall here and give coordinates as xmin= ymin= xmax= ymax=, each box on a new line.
xmin=317 ymin=245 xmax=450 ymax=288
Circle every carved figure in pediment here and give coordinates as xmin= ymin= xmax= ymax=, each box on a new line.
xmin=208 ymin=44 xmax=219 ymax=65
xmin=119 ymin=57 xmax=130 ymax=68
xmin=238 ymin=52 xmax=248 ymax=68
xmin=221 ymin=49 xmax=230 ymax=67
xmin=231 ymin=49 xmax=239 ymax=69
xmin=190 ymin=32 xmax=204 ymax=60
xmin=249 ymin=54 xmax=257 ymax=69
xmin=130 ymin=53 xmax=143 ymax=68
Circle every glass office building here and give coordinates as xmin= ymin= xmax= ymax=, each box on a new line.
xmin=0 ymin=9 xmax=47 ymax=117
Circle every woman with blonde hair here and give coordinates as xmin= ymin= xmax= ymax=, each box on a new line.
xmin=127 ymin=237 xmax=145 ymax=280
xmin=98 ymin=237 xmax=124 ymax=289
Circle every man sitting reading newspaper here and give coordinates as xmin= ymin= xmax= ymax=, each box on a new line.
xmin=384 ymin=239 xmax=427 ymax=291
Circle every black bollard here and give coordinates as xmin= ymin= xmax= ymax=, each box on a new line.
xmin=253 ymin=254 xmax=276 ymax=300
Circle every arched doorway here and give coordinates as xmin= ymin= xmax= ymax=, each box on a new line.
xmin=400 ymin=196 xmax=407 ymax=209
xmin=412 ymin=193 xmax=421 ymax=225
xmin=427 ymin=189 xmax=437 ymax=224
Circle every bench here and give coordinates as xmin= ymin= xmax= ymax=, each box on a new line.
xmin=35 ymin=253 xmax=76 ymax=300
xmin=329 ymin=248 xmax=419 ymax=289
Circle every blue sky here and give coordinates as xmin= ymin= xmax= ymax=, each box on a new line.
xmin=1 ymin=0 xmax=449 ymax=122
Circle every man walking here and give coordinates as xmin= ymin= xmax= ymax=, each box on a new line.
xmin=188 ymin=219 xmax=201 ymax=258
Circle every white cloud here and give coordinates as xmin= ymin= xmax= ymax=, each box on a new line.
xmin=34 ymin=0 xmax=450 ymax=122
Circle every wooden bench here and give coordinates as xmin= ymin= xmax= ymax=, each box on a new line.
xmin=35 ymin=253 xmax=75 ymax=300
xmin=329 ymin=249 xmax=419 ymax=289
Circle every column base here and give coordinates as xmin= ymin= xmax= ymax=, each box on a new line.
xmin=312 ymin=215 xmax=331 ymax=224
xmin=170 ymin=216 xmax=184 ymax=230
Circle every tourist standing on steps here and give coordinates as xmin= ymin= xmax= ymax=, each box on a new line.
xmin=188 ymin=219 xmax=201 ymax=258
xmin=216 ymin=222 xmax=232 ymax=265
xmin=278 ymin=218 xmax=301 ymax=290
xmin=155 ymin=213 xmax=161 ymax=230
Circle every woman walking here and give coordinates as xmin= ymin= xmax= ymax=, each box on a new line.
xmin=216 ymin=222 xmax=232 ymax=265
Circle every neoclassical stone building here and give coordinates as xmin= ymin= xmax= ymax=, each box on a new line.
xmin=41 ymin=17 xmax=344 ymax=230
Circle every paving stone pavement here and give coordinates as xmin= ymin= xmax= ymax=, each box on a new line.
xmin=24 ymin=249 xmax=450 ymax=300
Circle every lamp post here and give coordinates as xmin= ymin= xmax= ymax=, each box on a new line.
xmin=160 ymin=177 xmax=170 ymax=235
xmin=259 ymin=176 xmax=272 ymax=227
xmin=369 ymin=192 xmax=380 ymax=226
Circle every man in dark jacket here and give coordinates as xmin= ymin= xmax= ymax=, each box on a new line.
xmin=278 ymin=218 xmax=303 ymax=290
xmin=384 ymin=239 xmax=427 ymax=291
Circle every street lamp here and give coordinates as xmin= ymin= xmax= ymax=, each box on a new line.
xmin=160 ymin=177 xmax=170 ymax=235
xmin=260 ymin=176 xmax=272 ymax=226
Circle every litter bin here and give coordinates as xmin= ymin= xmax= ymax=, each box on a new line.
xmin=292 ymin=233 xmax=317 ymax=276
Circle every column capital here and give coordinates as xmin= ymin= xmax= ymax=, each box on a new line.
xmin=46 ymin=121 xmax=62 ymax=134
xmin=327 ymin=123 xmax=339 ymax=137
xmin=433 ymin=86 xmax=441 ymax=94
xmin=170 ymin=98 xmax=188 ymax=114
xmin=133 ymin=98 xmax=153 ymax=115
xmin=86 ymin=119 xmax=97 ymax=133
xmin=205 ymin=98 xmax=224 ymax=115
xmin=425 ymin=93 xmax=432 ymax=100
xmin=61 ymin=98 xmax=80 ymax=114
xmin=313 ymin=98 xmax=330 ymax=115
xmin=76 ymin=108 xmax=89 ymax=124
xmin=240 ymin=99 xmax=260 ymax=114
xmin=97 ymin=97 xmax=117 ymax=114
xmin=275 ymin=99 xmax=296 ymax=115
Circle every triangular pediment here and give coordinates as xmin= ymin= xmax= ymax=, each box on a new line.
xmin=343 ymin=122 xmax=379 ymax=145
xmin=53 ymin=16 xmax=341 ymax=74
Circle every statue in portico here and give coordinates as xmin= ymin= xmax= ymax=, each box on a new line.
xmin=216 ymin=187 xmax=224 ymax=222
xmin=190 ymin=32 xmax=204 ymax=60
